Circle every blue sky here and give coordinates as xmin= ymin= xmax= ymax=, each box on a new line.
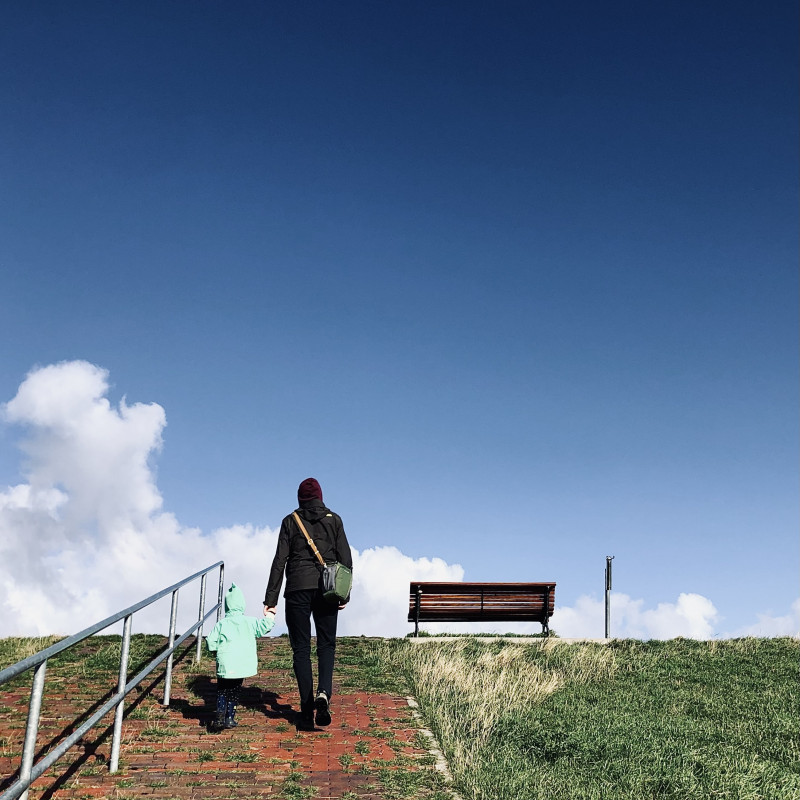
xmin=1 ymin=2 xmax=797 ymax=638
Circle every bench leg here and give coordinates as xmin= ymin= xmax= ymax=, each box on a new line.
xmin=414 ymin=589 xmax=421 ymax=637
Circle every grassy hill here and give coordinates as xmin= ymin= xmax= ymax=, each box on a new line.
xmin=383 ymin=636 xmax=800 ymax=800
xmin=1 ymin=635 xmax=798 ymax=800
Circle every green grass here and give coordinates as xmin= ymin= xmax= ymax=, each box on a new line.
xmin=334 ymin=636 xmax=406 ymax=693
xmin=376 ymin=764 xmax=449 ymax=799
xmin=0 ymin=636 xmax=66 ymax=667
xmin=2 ymin=633 xmax=796 ymax=800
xmin=385 ymin=636 xmax=800 ymax=800
xmin=281 ymin=769 xmax=318 ymax=799
xmin=354 ymin=739 xmax=371 ymax=755
xmin=0 ymin=633 xmax=170 ymax=688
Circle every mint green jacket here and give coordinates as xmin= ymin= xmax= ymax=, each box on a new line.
xmin=206 ymin=583 xmax=275 ymax=679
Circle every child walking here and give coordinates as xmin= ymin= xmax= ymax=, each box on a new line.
xmin=205 ymin=583 xmax=275 ymax=732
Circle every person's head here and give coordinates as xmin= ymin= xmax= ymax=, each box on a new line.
xmin=297 ymin=477 xmax=323 ymax=505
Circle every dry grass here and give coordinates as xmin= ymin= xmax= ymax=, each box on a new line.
xmin=0 ymin=635 xmax=65 ymax=668
xmin=390 ymin=638 xmax=617 ymax=783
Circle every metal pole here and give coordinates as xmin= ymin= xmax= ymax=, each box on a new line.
xmin=543 ymin=585 xmax=551 ymax=636
xmin=216 ymin=563 xmax=225 ymax=622
xmin=163 ymin=589 xmax=179 ymax=706
xmin=109 ymin=614 xmax=132 ymax=773
xmin=196 ymin=573 xmax=207 ymax=662
xmin=605 ymin=556 xmax=614 ymax=639
xmin=19 ymin=660 xmax=47 ymax=800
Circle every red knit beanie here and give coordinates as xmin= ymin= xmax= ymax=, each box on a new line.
xmin=297 ymin=478 xmax=323 ymax=504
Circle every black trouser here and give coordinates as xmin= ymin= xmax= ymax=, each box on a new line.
xmin=285 ymin=588 xmax=339 ymax=713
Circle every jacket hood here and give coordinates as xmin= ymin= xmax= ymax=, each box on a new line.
xmin=224 ymin=583 xmax=246 ymax=614
xmin=296 ymin=502 xmax=331 ymax=524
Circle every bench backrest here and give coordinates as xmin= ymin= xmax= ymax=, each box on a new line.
xmin=408 ymin=581 xmax=556 ymax=623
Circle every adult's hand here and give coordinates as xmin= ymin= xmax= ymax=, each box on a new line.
xmin=264 ymin=605 xmax=277 ymax=616
xmin=338 ymin=602 xmax=348 ymax=610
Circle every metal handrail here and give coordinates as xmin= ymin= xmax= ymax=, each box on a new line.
xmin=0 ymin=561 xmax=225 ymax=800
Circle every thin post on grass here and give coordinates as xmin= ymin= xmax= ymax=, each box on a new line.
xmin=605 ymin=555 xmax=614 ymax=638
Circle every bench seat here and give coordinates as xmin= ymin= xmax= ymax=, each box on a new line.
xmin=408 ymin=581 xmax=556 ymax=635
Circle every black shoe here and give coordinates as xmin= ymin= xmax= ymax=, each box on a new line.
xmin=209 ymin=713 xmax=225 ymax=733
xmin=295 ymin=711 xmax=315 ymax=732
xmin=314 ymin=691 xmax=331 ymax=727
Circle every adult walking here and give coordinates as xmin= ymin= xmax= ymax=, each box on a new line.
xmin=264 ymin=478 xmax=352 ymax=731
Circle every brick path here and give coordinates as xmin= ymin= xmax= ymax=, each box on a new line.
xmin=0 ymin=637 xmax=449 ymax=800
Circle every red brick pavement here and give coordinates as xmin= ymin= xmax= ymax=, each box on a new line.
xmin=0 ymin=637 xmax=447 ymax=800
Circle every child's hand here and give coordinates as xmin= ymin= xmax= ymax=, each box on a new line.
xmin=264 ymin=605 xmax=277 ymax=617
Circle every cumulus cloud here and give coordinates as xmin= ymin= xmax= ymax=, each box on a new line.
xmin=345 ymin=547 xmax=462 ymax=637
xmin=5 ymin=361 xmax=165 ymax=529
xmin=551 ymin=592 xmax=720 ymax=640
xmin=0 ymin=361 xmax=460 ymax=638
xmin=722 ymin=598 xmax=800 ymax=638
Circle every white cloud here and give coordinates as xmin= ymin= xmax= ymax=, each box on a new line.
xmin=4 ymin=361 xmax=165 ymax=529
xmin=551 ymin=592 xmax=720 ymax=640
xmin=722 ymin=598 xmax=800 ymax=638
xmin=344 ymin=546 xmax=463 ymax=637
xmin=0 ymin=361 xmax=461 ymax=639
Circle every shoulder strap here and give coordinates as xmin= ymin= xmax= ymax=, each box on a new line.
xmin=292 ymin=512 xmax=326 ymax=566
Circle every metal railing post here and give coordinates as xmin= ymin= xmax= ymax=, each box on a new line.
xmin=109 ymin=614 xmax=132 ymax=773
xmin=217 ymin=563 xmax=225 ymax=622
xmin=195 ymin=573 xmax=207 ymax=662
xmin=19 ymin=660 xmax=47 ymax=800
xmin=163 ymin=589 xmax=179 ymax=706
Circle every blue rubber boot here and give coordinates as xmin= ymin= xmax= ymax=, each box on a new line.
xmin=209 ymin=693 xmax=226 ymax=733
xmin=224 ymin=686 xmax=239 ymax=728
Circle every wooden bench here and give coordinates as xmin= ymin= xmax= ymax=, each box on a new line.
xmin=408 ymin=581 xmax=556 ymax=636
